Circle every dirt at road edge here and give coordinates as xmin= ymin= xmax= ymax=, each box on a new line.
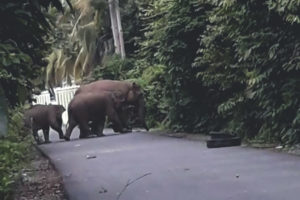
xmin=14 ymin=147 xmax=68 ymax=200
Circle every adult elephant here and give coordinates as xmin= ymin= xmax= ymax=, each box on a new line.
xmin=64 ymin=91 xmax=127 ymax=141
xmin=24 ymin=104 xmax=65 ymax=144
xmin=75 ymin=80 xmax=148 ymax=132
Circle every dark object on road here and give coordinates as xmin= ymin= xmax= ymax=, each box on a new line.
xmin=86 ymin=154 xmax=97 ymax=159
xmin=206 ymin=131 xmax=241 ymax=148
xmin=24 ymin=104 xmax=65 ymax=144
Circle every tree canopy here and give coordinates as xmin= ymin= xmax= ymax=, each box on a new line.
xmin=0 ymin=0 xmax=70 ymax=106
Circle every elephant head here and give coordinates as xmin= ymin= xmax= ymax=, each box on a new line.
xmin=126 ymin=82 xmax=143 ymax=103
xmin=111 ymin=91 xmax=126 ymax=110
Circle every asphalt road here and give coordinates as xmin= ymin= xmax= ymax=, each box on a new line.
xmin=38 ymin=128 xmax=300 ymax=200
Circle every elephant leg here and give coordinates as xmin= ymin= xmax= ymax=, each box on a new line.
xmin=50 ymin=118 xmax=64 ymax=139
xmin=136 ymin=96 xmax=149 ymax=131
xmin=32 ymin=128 xmax=42 ymax=145
xmin=109 ymin=108 xmax=131 ymax=133
xmin=90 ymin=121 xmax=98 ymax=135
xmin=50 ymin=122 xmax=64 ymax=139
xmin=51 ymin=125 xmax=64 ymax=139
xmin=79 ymin=122 xmax=92 ymax=139
xmin=95 ymin=118 xmax=105 ymax=137
xmin=142 ymin=121 xmax=149 ymax=131
xmin=31 ymin=118 xmax=41 ymax=144
xmin=111 ymin=124 xmax=119 ymax=133
xmin=107 ymin=110 xmax=129 ymax=134
xmin=89 ymin=117 xmax=105 ymax=137
xmin=111 ymin=122 xmax=127 ymax=133
xmin=64 ymin=117 xmax=77 ymax=141
xmin=109 ymin=118 xmax=122 ymax=133
xmin=119 ymin=108 xmax=132 ymax=131
xmin=43 ymin=128 xmax=51 ymax=144
xmin=79 ymin=129 xmax=85 ymax=138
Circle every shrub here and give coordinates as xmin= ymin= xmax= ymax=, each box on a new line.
xmin=0 ymin=106 xmax=32 ymax=200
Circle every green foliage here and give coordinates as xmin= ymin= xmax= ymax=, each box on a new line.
xmin=45 ymin=0 xmax=112 ymax=86
xmin=0 ymin=42 xmax=35 ymax=105
xmin=193 ymin=0 xmax=300 ymax=144
xmin=134 ymin=0 xmax=214 ymax=132
xmin=0 ymin=1 xmax=65 ymax=198
xmin=91 ymin=55 xmax=135 ymax=80
xmin=0 ymin=86 xmax=8 ymax=137
xmin=120 ymin=0 xmax=147 ymax=56
xmin=267 ymin=0 xmax=300 ymax=24
xmin=133 ymin=64 xmax=168 ymax=128
xmin=0 ymin=0 xmax=67 ymax=106
xmin=118 ymin=0 xmax=300 ymax=144
xmin=0 ymin=106 xmax=32 ymax=200
xmin=46 ymin=0 xmax=300 ymax=145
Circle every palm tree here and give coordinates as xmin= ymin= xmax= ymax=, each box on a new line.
xmin=45 ymin=0 xmax=126 ymax=88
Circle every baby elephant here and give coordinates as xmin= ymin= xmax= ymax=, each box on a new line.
xmin=64 ymin=91 xmax=127 ymax=141
xmin=24 ymin=104 xmax=65 ymax=144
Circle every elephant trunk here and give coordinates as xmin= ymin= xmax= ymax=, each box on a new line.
xmin=137 ymin=96 xmax=149 ymax=131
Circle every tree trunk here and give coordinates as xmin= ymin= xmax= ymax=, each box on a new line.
xmin=108 ymin=0 xmax=121 ymax=55
xmin=108 ymin=0 xmax=125 ymax=58
xmin=115 ymin=0 xmax=125 ymax=58
xmin=0 ymin=86 xmax=8 ymax=137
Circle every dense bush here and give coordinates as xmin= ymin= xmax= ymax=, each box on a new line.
xmin=0 ymin=1 xmax=65 ymax=199
xmin=0 ymin=106 xmax=32 ymax=200
xmin=91 ymin=55 xmax=135 ymax=81
xmin=133 ymin=0 xmax=217 ymax=132
xmin=72 ymin=0 xmax=300 ymax=145
xmin=104 ymin=0 xmax=300 ymax=145
xmin=193 ymin=0 xmax=300 ymax=144
xmin=0 ymin=0 xmax=66 ymax=106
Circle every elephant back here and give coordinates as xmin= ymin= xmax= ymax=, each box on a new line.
xmin=24 ymin=105 xmax=49 ymax=127
xmin=24 ymin=104 xmax=65 ymax=128
xmin=75 ymin=80 xmax=132 ymax=96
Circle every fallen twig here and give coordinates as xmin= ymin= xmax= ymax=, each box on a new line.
xmin=116 ymin=172 xmax=152 ymax=200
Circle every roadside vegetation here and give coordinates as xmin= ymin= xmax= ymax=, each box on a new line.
xmin=0 ymin=107 xmax=32 ymax=200
xmin=45 ymin=0 xmax=300 ymax=145
xmin=0 ymin=0 xmax=69 ymax=199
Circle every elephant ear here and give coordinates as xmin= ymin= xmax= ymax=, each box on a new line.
xmin=132 ymin=82 xmax=141 ymax=91
xmin=111 ymin=91 xmax=125 ymax=104
xmin=132 ymin=82 xmax=142 ymax=96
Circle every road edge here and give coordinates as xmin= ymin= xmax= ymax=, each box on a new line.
xmin=34 ymin=144 xmax=70 ymax=200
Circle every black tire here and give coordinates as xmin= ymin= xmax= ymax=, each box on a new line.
xmin=206 ymin=137 xmax=241 ymax=148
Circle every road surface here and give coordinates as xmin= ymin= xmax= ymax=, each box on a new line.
xmin=38 ymin=128 xmax=300 ymax=200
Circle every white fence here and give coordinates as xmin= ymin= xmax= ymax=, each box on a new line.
xmin=33 ymin=85 xmax=80 ymax=124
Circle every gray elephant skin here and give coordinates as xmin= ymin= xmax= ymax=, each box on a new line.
xmin=24 ymin=104 xmax=65 ymax=144
xmin=75 ymin=80 xmax=148 ymax=131
xmin=64 ymin=91 xmax=127 ymax=141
